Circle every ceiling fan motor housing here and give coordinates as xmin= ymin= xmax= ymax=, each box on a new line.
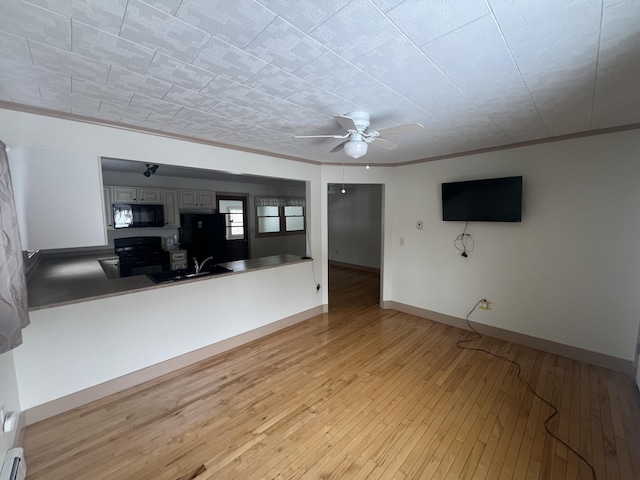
xmin=345 ymin=111 xmax=370 ymax=132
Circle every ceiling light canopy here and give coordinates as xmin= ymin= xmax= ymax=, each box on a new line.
xmin=344 ymin=140 xmax=368 ymax=159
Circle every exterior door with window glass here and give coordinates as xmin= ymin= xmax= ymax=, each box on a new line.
xmin=217 ymin=195 xmax=249 ymax=260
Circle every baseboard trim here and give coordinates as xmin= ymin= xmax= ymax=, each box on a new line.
xmin=329 ymin=260 xmax=380 ymax=274
xmin=24 ymin=305 xmax=324 ymax=425
xmin=383 ymin=301 xmax=633 ymax=376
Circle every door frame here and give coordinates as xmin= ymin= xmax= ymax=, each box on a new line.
xmin=216 ymin=192 xmax=250 ymax=259
xmin=326 ymin=182 xmax=385 ymax=308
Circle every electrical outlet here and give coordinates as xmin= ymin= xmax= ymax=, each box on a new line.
xmin=399 ymin=237 xmax=405 ymax=246
xmin=479 ymin=300 xmax=494 ymax=310
xmin=416 ymin=220 xmax=423 ymax=230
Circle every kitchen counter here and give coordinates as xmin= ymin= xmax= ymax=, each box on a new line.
xmin=27 ymin=252 xmax=311 ymax=310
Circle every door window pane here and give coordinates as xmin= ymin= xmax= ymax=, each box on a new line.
xmin=219 ymin=199 xmax=244 ymax=239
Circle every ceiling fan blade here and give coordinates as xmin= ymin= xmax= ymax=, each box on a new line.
xmin=374 ymin=123 xmax=424 ymax=137
xmin=371 ymin=138 xmax=398 ymax=151
xmin=334 ymin=114 xmax=359 ymax=132
xmin=294 ymin=134 xmax=348 ymax=139
xmin=329 ymin=140 xmax=349 ymax=153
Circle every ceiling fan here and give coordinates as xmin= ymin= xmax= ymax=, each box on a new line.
xmin=294 ymin=111 xmax=424 ymax=159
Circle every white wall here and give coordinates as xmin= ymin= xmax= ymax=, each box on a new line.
xmin=0 ymin=351 xmax=20 ymax=459
xmin=13 ymin=262 xmax=319 ymax=409
xmin=328 ymin=184 xmax=382 ymax=269
xmin=386 ymin=130 xmax=640 ymax=362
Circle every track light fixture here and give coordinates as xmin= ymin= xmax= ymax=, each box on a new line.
xmin=143 ymin=164 xmax=159 ymax=177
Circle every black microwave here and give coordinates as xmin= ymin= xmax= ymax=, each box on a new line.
xmin=113 ymin=204 xmax=164 ymax=229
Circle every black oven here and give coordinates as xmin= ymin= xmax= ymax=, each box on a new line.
xmin=114 ymin=237 xmax=170 ymax=278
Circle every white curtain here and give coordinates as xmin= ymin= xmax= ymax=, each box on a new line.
xmin=254 ymin=195 xmax=305 ymax=207
xmin=0 ymin=140 xmax=30 ymax=353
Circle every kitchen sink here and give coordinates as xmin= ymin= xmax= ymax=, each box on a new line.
xmin=146 ymin=265 xmax=232 ymax=284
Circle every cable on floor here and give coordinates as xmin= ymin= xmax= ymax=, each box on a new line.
xmin=456 ymin=299 xmax=597 ymax=480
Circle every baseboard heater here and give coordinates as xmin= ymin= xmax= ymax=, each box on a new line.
xmin=0 ymin=448 xmax=26 ymax=480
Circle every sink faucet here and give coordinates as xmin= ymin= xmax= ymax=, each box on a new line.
xmin=193 ymin=256 xmax=213 ymax=273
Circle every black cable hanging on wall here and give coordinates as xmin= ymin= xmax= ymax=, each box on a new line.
xmin=454 ymin=221 xmax=474 ymax=257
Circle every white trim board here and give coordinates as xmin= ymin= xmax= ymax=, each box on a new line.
xmin=383 ymin=301 xmax=633 ymax=376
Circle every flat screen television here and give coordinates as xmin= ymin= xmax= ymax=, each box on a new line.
xmin=442 ymin=176 xmax=522 ymax=222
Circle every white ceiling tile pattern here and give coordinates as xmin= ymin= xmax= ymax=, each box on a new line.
xmin=72 ymin=21 xmax=156 ymax=75
xmin=0 ymin=30 xmax=32 ymax=65
xmin=162 ymin=85 xmax=219 ymax=111
xmin=387 ymin=0 xmax=490 ymax=46
xmin=137 ymin=0 xmax=181 ymax=16
xmin=174 ymin=0 xmax=276 ymax=48
xmin=191 ymin=37 xmax=269 ymax=83
xmin=1 ymin=0 xmax=71 ymax=50
xmin=106 ymin=67 xmax=173 ymax=99
xmin=0 ymin=0 xmax=639 ymax=164
xmin=120 ymin=0 xmax=210 ymax=62
xmin=258 ymin=0 xmax=351 ymax=34
xmin=23 ymin=0 xmax=128 ymax=35
xmin=30 ymin=40 xmax=110 ymax=83
xmin=145 ymin=53 xmax=214 ymax=90
xmin=72 ymin=77 xmax=133 ymax=105
xmin=244 ymin=17 xmax=328 ymax=73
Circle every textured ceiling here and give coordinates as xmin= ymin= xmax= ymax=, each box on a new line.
xmin=1 ymin=0 xmax=639 ymax=165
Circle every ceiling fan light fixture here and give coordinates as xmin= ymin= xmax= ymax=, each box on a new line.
xmin=344 ymin=140 xmax=368 ymax=159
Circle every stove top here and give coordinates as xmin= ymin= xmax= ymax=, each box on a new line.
xmin=114 ymin=236 xmax=168 ymax=259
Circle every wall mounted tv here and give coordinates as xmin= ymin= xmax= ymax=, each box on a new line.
xmin=442 ymin=176 xmax=522 ymax=222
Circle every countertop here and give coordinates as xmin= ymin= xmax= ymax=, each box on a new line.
xmin=27 ymin=252 xmax=310 ymax=310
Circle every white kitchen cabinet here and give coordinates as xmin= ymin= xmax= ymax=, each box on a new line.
xmin=103 ymin=186 xmax=114 ymax=230
xmin=8 ymin=147 xmax=107 ymax=250
xmin=163 ymin=189 xmax=180 ymax=227
xmin=168 ymin=249 xmax=188 ymax=270
xmin=112 ymin=186 xmax=162 ymax=204
xmin=179 ymin=190 xmax=215 ymax=208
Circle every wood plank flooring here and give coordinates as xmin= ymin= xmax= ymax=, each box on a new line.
xmin=24 ymin=266 xmax=640 ymax=479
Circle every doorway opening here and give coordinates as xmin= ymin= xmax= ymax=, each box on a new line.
xmin=327 ymin=183 xmax=383 ymax=309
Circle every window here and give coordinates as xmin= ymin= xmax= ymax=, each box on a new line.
xmin=284 ymin=206 xmax=304 ymax=232
xmin=257 ymin=206 xmax=280 ymax=233
xmin=255 ymin=196 xmax=305 ymax=236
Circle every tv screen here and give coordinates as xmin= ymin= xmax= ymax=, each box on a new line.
xmin=442 ymin=176 xmax=522 ymax=222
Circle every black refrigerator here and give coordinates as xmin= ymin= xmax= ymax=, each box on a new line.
xmin=179 ymin=214 xmax=228 ymax=268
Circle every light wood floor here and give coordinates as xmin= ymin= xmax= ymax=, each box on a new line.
xmin=24 ymin=266 xmax=640 ymax=479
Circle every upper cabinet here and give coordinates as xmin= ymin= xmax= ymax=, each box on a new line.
xmin=9 ymin=147 xmax=107 ymax=250
xmin=112 ymin=186 xmax=162 ymax=204
xmin=179 ymin=190 xmax=215 ymax=208
xmin=102 ymin=186 xmax=216 ymax=230
xmin=163 ymin=190 xmax=180 ymax=227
